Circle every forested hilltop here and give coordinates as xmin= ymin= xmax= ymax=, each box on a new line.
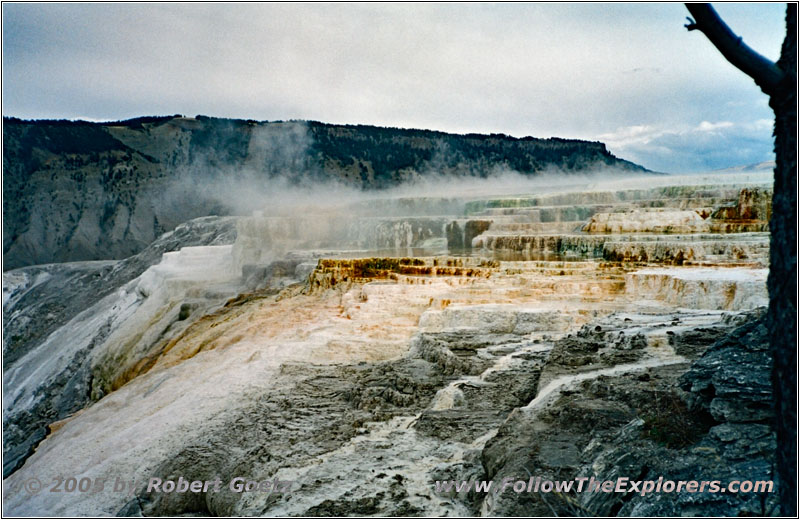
xmin=3 ymin=115 xmax=647 ymax=269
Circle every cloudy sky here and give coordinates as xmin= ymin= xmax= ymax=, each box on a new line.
xmin=2 ymin=2 xmax=787 ymax=173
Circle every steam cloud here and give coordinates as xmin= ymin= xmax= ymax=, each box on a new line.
xmin=156 ymin=121 xmax=771 ymax=221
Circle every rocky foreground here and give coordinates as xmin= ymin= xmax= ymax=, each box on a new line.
xmin=2 ymin=172 xmax=778 ymax=516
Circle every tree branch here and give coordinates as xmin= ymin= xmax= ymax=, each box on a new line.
xmin=685 ymin=3 xmax=786 ymax=95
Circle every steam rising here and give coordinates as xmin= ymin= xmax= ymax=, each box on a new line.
xmin=157 ymin=120 xmax=761 ymax=221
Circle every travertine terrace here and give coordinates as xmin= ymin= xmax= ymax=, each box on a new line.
xmin=3 ymin=171 xmax=777 ymax=516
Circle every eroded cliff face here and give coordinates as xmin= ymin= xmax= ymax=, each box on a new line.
xmin=3 ymin=116 xmax=647 ymax=270
xmin=2 ymin=172 xmax=777 ymax=516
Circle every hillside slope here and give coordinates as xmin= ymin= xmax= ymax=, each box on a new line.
xmin=3 ymin=116 xmax=647 ymax=269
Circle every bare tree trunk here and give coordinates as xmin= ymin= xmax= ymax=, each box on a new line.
xmin=685 ymin=4 xmax=796 ymax=515
xmin=768 ymin=5 xmax=797 ymax=515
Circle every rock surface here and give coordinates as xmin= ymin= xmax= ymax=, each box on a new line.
xmin=583 ymin=209 xmax=710 ymax=234
xmin=2 ymin=216 xmax=237 ymax=477
xmin=480 ymin=309 xmax=776 ymax=517
xmin=2 ymin=173 xmax=777 ymax=516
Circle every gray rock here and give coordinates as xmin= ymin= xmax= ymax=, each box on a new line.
xmin=2 ymin=216 xmax=238 ymax=477
xmin=679 ymin=309 xmax=772 ymax=422
xmin=480 ymin=311 xmax=777 ymax=517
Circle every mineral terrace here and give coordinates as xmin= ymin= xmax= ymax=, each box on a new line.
xmin=3 ymin=171 xmax=778 ymax=516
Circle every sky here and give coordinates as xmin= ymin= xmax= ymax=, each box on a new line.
xmin=1 ymin=2 xmax=788 ymax=173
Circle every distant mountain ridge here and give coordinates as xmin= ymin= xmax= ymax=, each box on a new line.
xmin=710 ymin=160 xmax=776 ymax=174
xmin=3 ymin=115 xmax=648 ymax=269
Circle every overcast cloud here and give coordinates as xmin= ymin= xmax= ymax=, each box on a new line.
xmin=1 ymin=2 xmax=787 ymax=173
